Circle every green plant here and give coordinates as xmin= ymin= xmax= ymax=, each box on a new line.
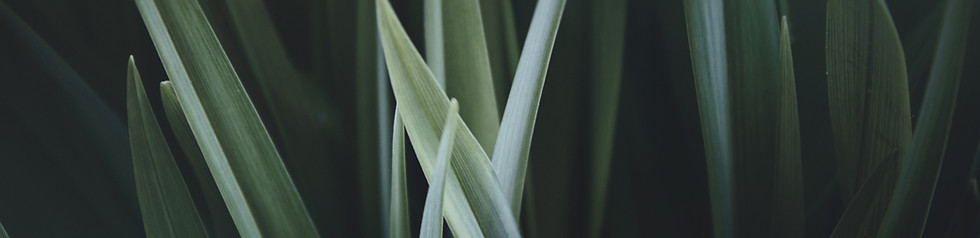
xmin=0 ymin=0 xmax=978 ymax=237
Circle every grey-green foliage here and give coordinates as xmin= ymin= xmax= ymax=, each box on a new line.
xmin=389 ymin=107 xmax=410 ymax=238
xmin=127 ymin=57 xmax=208 ymax=238
xmin=134 ymin=0 xmax=319 ymax=236
xmin=420 ymin=100 xmax=460 ymax=238
xmin=491 ymin=0 xmax=567 ymax=217
xmin=879 ymin=0 xmax=974 ymax=236
xmin=682 ymin=0 xmax=735 ymax=237
xmin=160 ymin=81 xmax=238 ymax=238
xmin=377 ymin=0 xmax=520 ymax=236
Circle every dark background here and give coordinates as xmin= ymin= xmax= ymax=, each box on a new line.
xmin=0 ymin=0 xmax=978 ymax=237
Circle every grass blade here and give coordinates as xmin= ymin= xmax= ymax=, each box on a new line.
xmin=134 ymin=0 xmax=319 ymax=236
xmin=377 ymin=0 xmax=521 ymax=236
xmin=879 ymin=0 xmax=975 ymax=236
xmin=424 ymin=0 xmax=446 ymax=87
xmin=830 ymin=155 xmax=900 ymax=238
xmin=586 ymin=0 xmax=627 ymax=236
xmin=127 ymin=57 xmax=208 ymax=238
xmin=390 ymin=106 xmax=410 ymax=238
xmin=826 ymin=0 xmax=912 ymax=204
xmin=442 ymin=0 xmax=501 ymax=154
xmin=479 ymin=0 xmax=521 ymax=107
xmin=420 ymin=100 xmax=461 ymax=238
xmin=354 ymin=0 xmax=387 ymax=236
xmin=0 ymin=220 xmax=6 ymax=238
xmin=724 ymin=1 xmax=781 ymax=236
xmin=683 ymin=0 xmax=735 ymax=237
xmin=772 ymin=16 xmax=804 ymax=238
xmin=491 ymin=0 xmax=567 ymax=217
xmin=160 ymin=81 xmax=238 ymax=238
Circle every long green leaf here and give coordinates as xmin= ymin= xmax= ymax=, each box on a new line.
xmin=479 ymin=0 xmax=521 ymax=108
xmin=879 ymin=0 xmax=974 ymax=236
xmin=772 ymin=16 xmax=804 ymax=238
xmin=425 ymin=0 xmax=446 ymax=87
xmin=830 ymin=154 xmax=899 ymax=238
xmin=724 ymin=1 xmax=781 ymax=236
xmin=134 ymin=0 xmax=319 ymax=236
xmin=683 ymin=0 xmax=735 ymax=237
xmin=127 ymin=57 xmax=208 ymax=238
xmin=826 ymin=0 xmax=912 ymax=205
xmin=390 ymin=106 xmax=410 ymax=238
xmin=377 ymin=0 xmax=521 ymax=237
xmin=160 ymin=81 xmax=238 ymax=238
xmin=440 ymin=0 xmax=501 ymax=154
xmin=354 ymin=0 xmax=387 ymax=236
xmin=421 ymin=100 xmax=461 ymax=238
xmin=491 ymin=0 xmax=567 ymax=217
xmin=586 ymin=0 xmax=627 ymax=236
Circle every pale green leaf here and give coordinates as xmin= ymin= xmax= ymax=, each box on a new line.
xmin=439 ymin=0 xmax=501 ymax=154
xmin=425 ymin=0 xmax=446 ymax=87
xmin=586 ymin=0 xmax=627 ymax=236
xmin=421 ymin=100 xmax=461 ymax=238
xmin=160 ymin=81 xmax=238 ymax=238
xmin=134 ymin=0 xmax=319 ymax=236
xmin=826 ymin=0 xmax=912 ymax=204
xmin=0 ymin=220 xmax=7 ymax=238
xmin=127 ymin=57 xmax=208 ymax=238
xmin=772 ymin=16 xmax=804 ymax=238
xmin=377 ymin=0 xmax=521 ymax=237
xmin=390 ymin=106 xmax=410 ymax=238
xmin=683 ymin=0 xmax=735 ymax=237
xmin=491 ymin=0 xmax=567 ymax=217
xmin=879 ymin=0 xmax=974 ymax=236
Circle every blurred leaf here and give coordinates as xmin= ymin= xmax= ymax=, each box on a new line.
xmin=0 ymin=219 xmax=8 ymax=238
xmin=441 ymin=0 xmax=501 ymax=154
xmin=479 ymin=0 xmax=521 ymax=108
xmin=420 ymin=100 xmax=460 ymax=238
xmin=354 ymin=0 xmax=386 ymax=236
xmin=682 ymin=0 xmax=735 ymax=237
xmin=134 ymin=0 xmax=319 ymax=236
xmin=491 ymin=0 xmax=567 ymax=217
xmin=724 ymin=0 xmax=781 ymax=236
xmin=390 ymin=107 xmax=411 ymax=238
xmin=585 ymin=0 xmax=627 ymax=236
xmin=377 ymin=0 xmax=521 ymax=237
xmin=879 ymin=0 xmax=974 ymax=236
xmin=772 ymin=16 xmax=804 ymax=238
xmin=126 ymin=57 xmax=209 ymax=238
xmin=160 ymin=81 xmax=238 ymax=238
xmin=826 ymin=0 xmax=912 ymax=211
xmin=424 ymin=0 xmax=445 ymax=87
xmin=830 ymin=154 xmax=899 ymax=238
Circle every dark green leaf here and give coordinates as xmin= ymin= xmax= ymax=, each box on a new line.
xmin=127 ymin=57 xmax=209 ymax=238
xmin=479 ymin=0 xmax=521 ymax=108
xmin=772 ymin=16 xmax=804 ymax=238
xmin=683 ymin=0 xmax=735 ymax=237
xmin=134 ymin=0 xmax=319 ymax=235
xmin=879 ymin=0 xmax=974 ymax=236
xmin=830 ymin=154 xmax=899 ymax=238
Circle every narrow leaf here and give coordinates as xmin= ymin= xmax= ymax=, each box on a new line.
xmin=1 ymin=218 xmax=9 ymax=238
xmin=683 ymin=0 xmax=735 ymax=237
xmin=421 ymin=100 xmax=461 ymax=238
xmin=586 ymin=0 xmax=627 ymax=236
xmin=160 ymin=81 xmax=238 ymax=238
xmin=127 ymin=56 xmax=209 ymax=238
xmin=772 ymin=16 xmax=804 ymax=238
xmin=377 ymin=0 xmax=521 ymax=237
xmin=826 ymin=0 xmax=912 ymax=205
xmin=441 ymin=0 xmax=501 ymax=154
xmin=879 ymin=0 xmax=974 ymax=236
xmin=491 ymin=0 xmax=567 ymax=216
xmin=425 ymin=0 xmax=446 ymax=87
xmin=390 ymin=106 xmax=410 ymax=238
xmin=134 ymin=0 xmax=319 ymax=236
xmin=830 ymin=155 xmax=900 ymax=238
